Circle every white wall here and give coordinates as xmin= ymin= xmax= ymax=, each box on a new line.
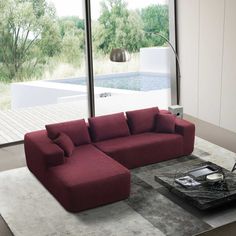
xmin=11 ymin=81 xmax=84 ymax=109
xmin=140 ymin=47 xmax=171 ymax=74
xmin=178 ymin=0 xmax=236 ymax=133
xmin=220 ymin=0 xmax=236 ymax=132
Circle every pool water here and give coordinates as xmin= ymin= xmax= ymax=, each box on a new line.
xmin=51 ymin=72 xmax=170 ymax=91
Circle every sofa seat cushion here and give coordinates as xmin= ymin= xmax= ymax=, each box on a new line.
xmin=126 ymin=107 xmax=159 ymax=134
xmin=45 ymin=144 xmax=130 ymax=212
xmin=94 ymin=133 xmax=184 ymax=169
xmin=46 ymin=119 xmax=91 ymax=146
xmin=88 ymin=112 xmax=130 ymax=142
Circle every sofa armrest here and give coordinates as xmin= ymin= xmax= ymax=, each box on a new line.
xmin=159 ymin=109 xmax=171 ymax=114
xmin=24 ymin=130 xmax=65 ymax=177
xmin=175 ymin=118 xmax=195 ymax=155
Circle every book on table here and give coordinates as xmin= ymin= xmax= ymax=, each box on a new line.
xmin=175 ymin=176 xmax=201 ymax=188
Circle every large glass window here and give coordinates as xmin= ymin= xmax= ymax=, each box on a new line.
xmin=0 ymin=0 xmax=88 ymax=145
xmin=91 ymin=0 xmax=173 ymax=115
xmin=0 ymin=0 xmax=176 ymax=145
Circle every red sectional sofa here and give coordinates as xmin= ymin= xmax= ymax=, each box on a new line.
xmin=24 ymin=107 xmax=195 ymax=212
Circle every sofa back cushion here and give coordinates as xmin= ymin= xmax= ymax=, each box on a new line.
xmin=126 ymin=107 xmax=159 ymax=134
xmin=46 ymin=119 xmax=91 ymax=146
xmin=53 ymin=132 xmax=74 ymax=157
xmin=88 ymin=113 xmax=130 ymax=142
xmin=155 ymin=113 xmax=176 ymax=133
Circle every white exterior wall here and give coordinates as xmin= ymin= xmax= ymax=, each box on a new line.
xmin=178 ymin=0 xmax=236 ymax=133
xmin=140 ymin=47 xmax=171 ymax=74
xmin=11 ymin=79 xmax=142 ymax=109
xmin=11 ymin=81 xmax=85 ymax=109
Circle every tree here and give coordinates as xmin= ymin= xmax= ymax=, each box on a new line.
xmin=141 ymin=4 xmax=169 ymax=47
xmin=58 ymin=17 xmax=85 ymax=65
xmin=0 ymin=0 xmax=61 ymax=82
xmin=115 ymin=10 xmax=144 ymax=52
xmin=94 ymin=0 xmax=144 ymax=54
xmin=59 ymin=16 xmax=84 ymax=37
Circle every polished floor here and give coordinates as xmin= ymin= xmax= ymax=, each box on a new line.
xmin=0 ymin=144 xmax=25 ymax=236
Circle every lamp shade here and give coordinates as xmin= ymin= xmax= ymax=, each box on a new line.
xmin=110 ymin=48 xmax=130 ymax=62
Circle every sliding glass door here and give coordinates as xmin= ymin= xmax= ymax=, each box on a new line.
xmin=90 ymin=0 xmax=174 ymax=115
xmin=0 ymin=0 xmax=177 ymax=145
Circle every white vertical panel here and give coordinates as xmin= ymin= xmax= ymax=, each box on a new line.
xmin=177 ymin=0 xmax=199 ymax=117
xmin=220 ymin=0 xmax=236 ymax=132
xmin=198 ymin=0 xmax=225 ymax=125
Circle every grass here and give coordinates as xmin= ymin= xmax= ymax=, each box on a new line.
xmin=93 ymin=53 xmax=140 ymax=75
xmin=42 ymin=62 xmax=85 ymax=80
xmin=41 ymin=53 xmax=140 ymax=80
xmin=0 ymin=82 xmax=11 ymax=110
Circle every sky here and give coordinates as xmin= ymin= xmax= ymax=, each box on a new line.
xmin=47 ymin=0 xmax=168 ymax=19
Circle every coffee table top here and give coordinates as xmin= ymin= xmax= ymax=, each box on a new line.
xmin=155 ymin=161 xmax=236 ymax=210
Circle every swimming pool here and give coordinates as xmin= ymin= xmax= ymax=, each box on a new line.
xmin=51 ymin=72 xmax=170 ymax=91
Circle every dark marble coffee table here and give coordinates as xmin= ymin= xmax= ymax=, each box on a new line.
xmin=155 ymin=161 xmax=236 ymax=210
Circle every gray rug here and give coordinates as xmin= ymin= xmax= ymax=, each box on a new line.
xmin=1 ymin=136 xmax=235 ymax=236
xmin=0 ymin=167 xmax=164 ymax=236
xmin=0 ymin=154 xmax=219 ymax=236
xmin=127 ymin=156 xmax=211 ymax=236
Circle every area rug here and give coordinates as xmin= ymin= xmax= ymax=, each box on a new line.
xmin=0 ymin=167 xmax=165 ymax=236
xmin=0 ymin=154 xmax=221 ymax=236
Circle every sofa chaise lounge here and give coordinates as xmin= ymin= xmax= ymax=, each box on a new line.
xmin=24 ymin=107 xmax=195 ymax=212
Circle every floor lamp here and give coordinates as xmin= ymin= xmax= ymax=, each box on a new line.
xmin=109 ymin=32 xmax=181 ymax=105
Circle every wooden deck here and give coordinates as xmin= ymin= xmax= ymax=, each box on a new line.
xmin=0 ymin=102 xmax=87 ymax=145
xmin=0 ymin=89 xmax=170 ymax=145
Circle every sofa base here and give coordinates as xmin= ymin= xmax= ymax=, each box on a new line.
xmin=43 ymin=145 xmax=130 ymax=212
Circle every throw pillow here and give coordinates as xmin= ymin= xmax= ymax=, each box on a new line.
xmin=46 ymin=119 xmax=91 ymax=146
xmin=155 ymin=113 xmax=176 ymax=133
xmin=126 ymin=107 xmax=160 ymax=134
xmin=88 ymin=112 xmax=130 ymax=142
xmin=53 ymin=132 xmax=74 ymax=157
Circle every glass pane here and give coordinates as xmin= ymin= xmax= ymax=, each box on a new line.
xmin=0 ymin=0 xmax=88 ymax=144
xmin=91 ymin=0 xmax=172 ymax=115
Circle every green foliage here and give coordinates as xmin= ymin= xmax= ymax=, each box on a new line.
xmin=59 ymin=16 xmax=84 ymax=37
xmin=0 ymin=0 xmax=170 ymax=83
xmin=141 ymin=4 xmax=169 ymax=46
xmin=39 ymin=18 xmax=62 ymax=57
xmin=94 ymin=0 xmax=145 ymax=54
xmin=61 ymin=33 xmax=84 ymax=66
xmin=58 ymin=17 xmax=85 ymax=65
xmin=115 ymin=10 xmax=145 ymax=52
xmin=94 ymin=0 xmax=169 ymax=54
xmin=0 ymin=0 xmax=61 ymax=82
